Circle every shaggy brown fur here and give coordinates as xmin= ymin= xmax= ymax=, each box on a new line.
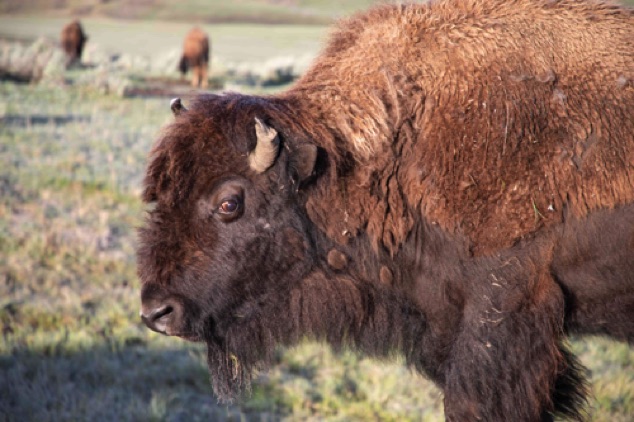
xmin=178 ymin=27 xmax=210 ymax=88
xmin=291 ymin=0 xmax=634 ymax=256
xmin=60 ymin=20 xmax=87 ymax=68
xmin=138 ymin=1 xmax=633 ymax=421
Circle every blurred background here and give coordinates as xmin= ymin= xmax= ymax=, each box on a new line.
xmin=0 ymin=0 xmax=632 ymax=421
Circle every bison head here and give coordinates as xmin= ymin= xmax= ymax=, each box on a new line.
xmin=137 ymin=94 xmax=320 ymax=399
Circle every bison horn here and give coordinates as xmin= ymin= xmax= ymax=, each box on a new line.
xmin=170 ymin=98 xmax=187 ymax=116
xmin=249 ymin=117 xmax=280 ymax=172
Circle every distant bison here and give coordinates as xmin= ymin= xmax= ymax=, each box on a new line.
xmin=178 ymin=27 xmax=210 ymax=88
xmin=60 ymin=20 xmax=87 ymax=68
xmin=138 ymin=0 xmax=634 ymax=420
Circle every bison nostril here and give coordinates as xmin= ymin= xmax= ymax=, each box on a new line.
xmin=150 ymin=305 xmax=173 ymax=321
xmin=141 ymin=305 xmax=174 ymax=334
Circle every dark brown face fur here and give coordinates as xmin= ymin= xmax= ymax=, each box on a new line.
xmin=138 ymin=94 xmax=317 ymax=396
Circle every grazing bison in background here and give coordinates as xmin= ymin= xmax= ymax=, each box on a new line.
xmin=60 ymin=20 xmax=87 ymax=68
xmin=138 ymin=0 xmax=634 ymax=420
xmin=178 ymin=27 xmax=210 ymax=88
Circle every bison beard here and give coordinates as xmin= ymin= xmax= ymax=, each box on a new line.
xmin=203 ymin=274 xmax=433 ymax=402
xmin=205 ymin=323 xmax=261 ymax=401
xmin=138 ymin=0 xmax=633 ymax=420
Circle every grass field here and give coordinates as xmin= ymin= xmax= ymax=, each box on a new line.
xmin=1 ymin=4 xmax=633 ymax=421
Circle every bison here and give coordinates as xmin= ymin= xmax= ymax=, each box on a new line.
xmin=60 ymin=20 xmax=87 ymax=68
xmin=178 ymin=27 xmax=210 ymax=88
xmin=138 ymin=0 xmax=634 ymax=420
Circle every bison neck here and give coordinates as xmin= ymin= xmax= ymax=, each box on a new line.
xmin=275 ymin=86 xmax=421 ymax=257
xmin=214 ymin=269 xmax=444 ymax=386
xmin=294 ymin=272 xmax=443 ymax=380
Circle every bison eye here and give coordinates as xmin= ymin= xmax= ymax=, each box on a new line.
xmin=218 ymin=198 xmax=240 ymax=215
xmin=205 ymin=181 xmax=245 ymax=222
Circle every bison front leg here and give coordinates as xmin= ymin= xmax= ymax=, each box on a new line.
xmin=200 ymin=62 xmax=208 ymax=88
xmin=442 ymin=273 xmax=587 ymax=421
xmin=191 ymin=65 xmax=201 ymax=87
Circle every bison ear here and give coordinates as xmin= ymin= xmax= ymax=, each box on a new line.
xmin=170 ymin=98 xmax=187 ymax=116
xmin=290 ymin=143 xmax=318 ymax=186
